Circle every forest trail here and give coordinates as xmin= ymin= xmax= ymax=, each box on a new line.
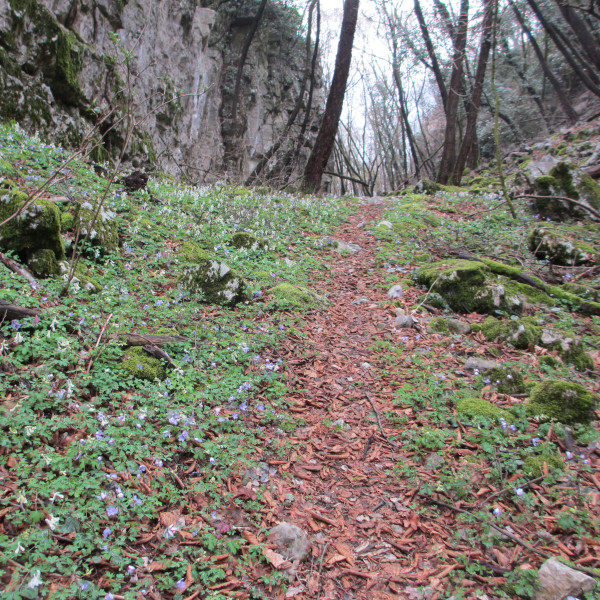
xmin=256 ymin=200 xmax=456 ymax=600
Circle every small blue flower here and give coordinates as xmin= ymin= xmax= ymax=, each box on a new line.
xmin=106 ymin=506 xmax=118 ymax=517
xmin=103 ymin=527 xmax=112 ymax=539
xmin=177 ymin=579 xmax=186 ymax=590
xmin=11 ymin=319 xmax=21 ymax=331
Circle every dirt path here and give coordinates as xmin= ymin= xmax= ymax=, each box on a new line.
xmin=257 ymin=201 xmax=453 ymax=600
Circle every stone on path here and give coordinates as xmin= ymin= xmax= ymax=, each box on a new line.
xmin=268 ymin=523 xmax=310 ymax=562
xmin=464 ymin=357 xmax=498 ymax=372
xmin=534 ymin=557 xmax=597 ymax=600
xmin=395 ymin=315 xmax=415 ymax=329
xmin=387 ymin=284 xmax=404 ymax=299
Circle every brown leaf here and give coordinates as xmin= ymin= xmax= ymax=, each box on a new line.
xmin=159 ymin=510 xmax=181 ymax=527
xmin=185 ymin=563 xmax=194 ymax=588
xmin=264 ymin=548 xmax=287 ymax=569
xmin=326 ymin=553 xmax=348 ymax=566
xmin=242 ymin=530 xmax=261 ymax=545
xmin=147 ymin=561 xmax=168 ymax=572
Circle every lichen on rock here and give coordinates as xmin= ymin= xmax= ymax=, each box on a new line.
xmin=230 ymin=231 xmax=270 ymax=251
xmin=74 ymin=200 xmax=119 ymax=255
xmin=527 ymin=380 xmax=597 ymax=424
xmin=529 ymin=227 xmax=597 ymax=265
xmin=476 ymin=316 xmax=541 ymax=349
xmin=539 ymin=329 xmax=593 ymax=371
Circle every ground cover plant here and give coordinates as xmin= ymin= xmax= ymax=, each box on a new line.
xmin=0 ymin=122 xmax=356 ymax=599
xmin=1 ymin=121 xmax=599 ymax=600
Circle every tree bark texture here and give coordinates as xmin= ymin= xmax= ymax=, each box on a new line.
xmin=302 ymin=0 xmax=360 ymax=193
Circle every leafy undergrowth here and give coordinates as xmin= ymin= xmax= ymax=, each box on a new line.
xmin=0 ymin=123 xmax=356 ymax=599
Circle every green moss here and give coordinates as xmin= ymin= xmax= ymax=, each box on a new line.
xmin=523 ymin=454 xmax=565 ymax=477
xmin=122 ymin=347 xmax=167 ymax=381
xmin=527 ymin=380 xmax=597 ymax=425
xmin=270 ymin=283 xmax=327 ymax=310
xmin=0 ymin=188 xmax=65 ymax=260
xmin=539 ymin=355 xmax=560 ymax=369
xmin=504 ymin=280 xmax=555 ymax=307
xmin=27 ymin=248 xmax=60 ymax=276
xmin=90 ymin=144 xmax=112 ymax=166
xmin=539 ymin=329 xmax=594 ymax=371
xmin=479 ymin=317 xmax=540 ymax=349
xmin=485 ymin=367 xmax=526 ymax=395
xmin=457 ymin=397 xmax=512 ymax=422
xmin=578 ymin=172 xmax=600 ymax=210
xmin=428 ymin=317 xmax=450 ymax=334
xmin=74 ymin=201 xmax=119 ymax=254
xmin=230 ymin=232 xmax=269 ymax=251
xmin=181 ymin=241 xmax=209 ymax=262
xmin=61 ymin=211 xmax=74 ymax=232
xmin=551 ymin=162 xmax=579 ymax=199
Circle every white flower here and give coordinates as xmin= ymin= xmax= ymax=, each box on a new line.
xmin=14 ymin=332 xmax=23 ymax=344
xmin=15 ymin=541 xmax=24 ymax=554
xmin=45 ymin=514 xmax=60 ymax=530
xmin=49 ymin=492 xmax=64 ymax=503
xmin=28 ymin=570 xmax=43 ymax=588
xmin=24 ymin=426 xmax=36 ymax=436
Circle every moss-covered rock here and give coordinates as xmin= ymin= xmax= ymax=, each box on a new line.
xmin=270 ymin=283 xmax=327 ymax=310
xmin=230 ymin=232 xmax=269 ymax=251
xmin=485 ymin=367 xmax=526 ymax=395
xmin=0 ymin=186 xmax=65 ymax=272
xmin=523 ymin=453 xmax=565 ymax=477
xmin=74 ymin=201 xmax=119 ymax=254
xmin=122 ymin=347 xmax=167 ymax=381
xmin=60 ymin=211 xmax=74 ymax=232
xmin=416 ymin=260 xmax=524 ymax=315
xmin=457 ymin=397 xmax=512 ymax=421
xmin=539 ymin=329 xmax=593 ymax=371
xmin=477 ymin=316 xmax=541 ymax=349
xmin=527 ymin=380 xmax=597 ymax=424
xmin=28 ymin=248 xmax=61 ymax=276
xmin=533 ymin=162 xmax=600 ymax=220
xmin=529 ymin=228 xmax=597 ymax=265
xmin=427 ymin=317 xmax=471 ymax=335
xmin=180 ymin=244 xmax=247 ymax=306
xmin=539 ymin=355 xmax=560 ymax=369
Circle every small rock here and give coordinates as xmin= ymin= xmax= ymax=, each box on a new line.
xmin=424 ymin=454 xmax=445 ymax=471
xmin=395 ymin=315 xmax=415 ymax=329
xmin=360 ymin=362 xmax=371 ymax=369
xmin=356 ymin=222 xmax=366 ymax=229
xmin=332 ymin=418 xmax=350 ymax=430
xmin=446 ymin=318 xmax=472 ymax=335
xmin=534 ymin=557 xmax=597 ymax=600
xmin=395 ymin=307 xmax=406 ymax=317
xmin=352 ymin=297 xmax=369 ymax=305
xmin=242 ymin=462 xmax=274 ymax=485
xmin=269 ymin=523 xmax=310 ymax=562
xmin=286 ymin=586 xmax=305 ymax=598
xmin=377 ymin=220 xmax=394 ymax=229
xmin=464 ymin=357 xmax=498 ymax=372
xmin=387 ymin=284 xmax=404 ymax=299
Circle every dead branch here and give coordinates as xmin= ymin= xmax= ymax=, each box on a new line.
xmin=0 ymin=251 xmax=38 ymax=290
xmin=0 ymin=299 xmax=40 ymax=321
xmin=124 ymin=333 xmax=188 ymax=346
xmin=513 ymin=194 xmax=600 ymax=221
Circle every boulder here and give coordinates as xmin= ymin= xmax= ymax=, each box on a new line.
xmin=532 ymin=162 xmax=600 ymax=220
xmin=319 ymin=236 xmax=362 ymax=254
xmin=180 ymin=242 xmax=247 ymax=306
xmin=416 ymin=260 xmax=524 ymax=315
xmin=395 ymin=315 xmax=415 ymax=329
xmin=427 ymin=317 xmax=471 ymax=335
xmin=529 ymin=227 xmax=597 ymax=265
xmin=230 ymin=232 xmax=269 ymax=251
xmin=477 ymin=316 xmax=540 ymax=349
xmin=464 ymin=357 xmax=498 ymax=372
xmin=0 ymin=184 xmax=65 ymax=276
xmin=539 ymin=329 xmax=593 ymax=371
xmin=534 ymin=557 xmax=597 ymax=600
xmin=527 ymin=380 xmax=597 ymax=425
xmin=74 ymin=200 xmax=119 ymax=255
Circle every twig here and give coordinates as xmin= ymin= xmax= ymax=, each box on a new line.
xmin=362 ymin=434 xmax=373 ymax=460
xmin=85 ymin=313 xmax=113 ymax=374
xmin=0 ymin=251 xmax=38 ymax=290
xmin=422 ymin=495 xmax=600 ymax=578
xmin=316 ymin=541 xmax=330 ymax=600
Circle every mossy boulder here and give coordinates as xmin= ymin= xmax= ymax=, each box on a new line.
xmin=539 ymin=355 xmax=560 ymax=369
xmin=0 ymin=186 xmax=65 ymax=275
xmin=230 ymin=232 xmax=269 ymax=251
xmin=427 ymin=317 xmax=471 ymax=335
xmin=523 ymin=453 xmax=565 ymax=477
xmin=416 ymin=260 xmax=524 ymax=315
xmin=74 ymin=201 xmax=119 ymax=254
xmin=60 ymin=211 xmax=74 ymax=232
xmin=476 ymin=316 xmax=541 ymax=349
xmin=527 ymin=380 xmax=597 ymax=424
xmin=529 ymin=228 xmax=597 ymax=265
xmin=122 ymin=347 xmax=167 ymax=381
xmin=533 ymin=162 xmax=600 ymax=220
xmin=270 ymin=283 xmax=327 ymax=310
xmin=484 ymin=367 xmax=526 ymax=395
xmin=180 ymin=243 xmax=247 ymax=306
xmin=457 ymin=397 xmax=513 ymax=422
xmin=539 ymin=329 xmax=593 ymax=371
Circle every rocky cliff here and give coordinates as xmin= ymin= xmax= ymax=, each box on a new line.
xmin=0 ymin=0 xmax=322 ymax=183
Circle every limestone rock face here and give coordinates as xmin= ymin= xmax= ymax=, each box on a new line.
xmin=0 ymin=1 xmax=323 ymax=182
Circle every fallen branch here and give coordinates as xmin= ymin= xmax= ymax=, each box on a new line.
xmin=364 ymin=390 xmax=402 ymax=451
xmin=0 ymin=299 xmax=40 ymax=321
xmin=0 ymin=251 xmax=38 ymax=290
xmin=85 ymin=313 xmax=113 ymax=375
xmin=422 ymin=495 xmax=600 ymax=578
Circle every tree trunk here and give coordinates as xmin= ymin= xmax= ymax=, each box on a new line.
xmin=414 ymin=0 xmax=448 ymax=108
xmin=509 ymin=0 xmax=579 ymax=121
xmin=437 ymin=0 xmax=469 ymax=184
xmin=452 ymin=0 xmax=494 ymax=185
xmin=554 ymin=0 xmax=600 ymax=71
xmin=301 ymin=0 xmax=360 ymax=193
